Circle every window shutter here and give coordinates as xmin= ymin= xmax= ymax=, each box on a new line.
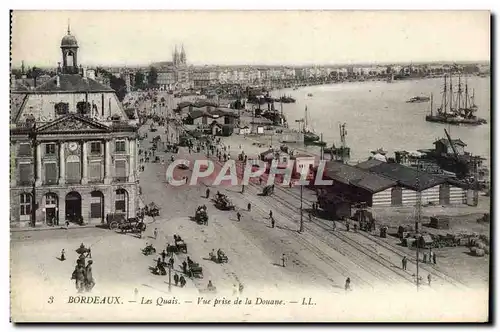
xmin=115 ymin=160 xmax=127 ymax=178
xmin=44 ymin=163 xmax=57 ymax=184
xmin=19 ymin=164 xmax=33 ymax=185
xmin=66 ymin=162 xmax=81 ymax=182
xmin=89 ymin=162 xmax=102 ymax=181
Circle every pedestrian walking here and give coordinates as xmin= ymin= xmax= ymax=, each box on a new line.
xmin=174 ymin=273 xmax=179 ymax=286
xmin=237 ymin=212 xmax=241 ymax=222
xmin=182 ymin=261 xmax=187 ymax=274
xmin=247 ymin=203 xmax=251 ymax=211
xmin=423 ymin=253 xmax=428 ymax=263
xmin=60 ymin=249 xmax=66 ymax=261
xmin=402 ymin=256 xmax=407 ymax=270
xmin=169 ymin=257 xmax=175 ymax=268
xmin=345 ymin=277 xmax=351 ymax=291
xmin=269 ymin=210 xmax=273 ymax=219
xmin=332 ymin=221 xmax=336 ymax=231
xmin=427 ymin=274 xmax=432 ymax=286
xmin=206 ymin=188 xmax=210 ymax=199
xmin=233 ymin=284 xmax=238 ymax=296
xmin=65 ymin=220 xmax=70 ymax=229
xmin=179 ymin=276 xmax=186 ymax=288
xmin=154 ymin=228 xmax=158 ymax=240
xmin=281 ymin=253 xmax=286 ymax=267
xmin=346 ymin=220 xmax=350 ymax=232
xmin=271 ymin=217 xmax=275 ymax=228
xmin=241 ymin=185 xmax=245 ymax=194
xmin=308 ymin=212 xmax=312 ymax=222
xmin=432 ymin=252 xmax=437 ymax=265
xmin=161 ymin=250 xmax=166 ymax=263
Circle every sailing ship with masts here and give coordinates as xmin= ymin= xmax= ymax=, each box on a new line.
xmin=296 ymin=106 xmax=320 ymax=143
xmin=425 ymin=74 xmax=487 ymax=125
xmin=324 ymin=123 xmax=351 ymax=162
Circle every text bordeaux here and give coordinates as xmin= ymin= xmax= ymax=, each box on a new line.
xmin=67 ymin=296 xmax=122 ymax=304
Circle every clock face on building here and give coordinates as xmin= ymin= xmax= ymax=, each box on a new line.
xmin=68 ymin=142 xmax=78 ymax=152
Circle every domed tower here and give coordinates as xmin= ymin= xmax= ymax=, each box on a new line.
xmin=60 ymin=24 xmax=79 ymax=74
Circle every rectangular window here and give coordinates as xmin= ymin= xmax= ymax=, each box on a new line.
xmin=19 ymin=163 xmax=33 ymax=185
xmin=45 ymin=143 xmax=56 ymax=156
xmin=89 ymin=162 xmax=102 ymax=181
xmin=18 ymin=143 xmax=31 ymax=156
xmin=114 ymin=160 xmax=127 ymax=181
xmin=115 ymin=140 xmax=126 ymax=153
xmin=20 ymin=193 xmax=32 ymax=216
xmin=90 ymin=142 xmax=102 ymax=154
xmin=44 ymin=162 xmax=58 ymax=185
xmin=66 ymin=161 xmax=81 ymax=183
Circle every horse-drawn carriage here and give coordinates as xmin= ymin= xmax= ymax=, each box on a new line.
xmin=262 ymin=185 xmax=275 ymax=196
xmin=144 ymin=202 xmax=160 ymax=217
xmin=195 ymin=206 xmax=208 ymax=225
xmin=209 ymin=249 xmax=228 ymax=264
xmin=167 ymin=235 xmax=188 ymax=254
xmin=187 ymin=260 xmax=203 ymax=278
xmin=214 ymin=193 xmax=235 ymax=211
xmin=142 ymin=244 xmax=156 ymax=256
xmin=110 ymin=217 xmax=146 ymax=234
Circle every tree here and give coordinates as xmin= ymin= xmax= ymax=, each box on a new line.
xmin=134 ymin=71 xmax=145 ymax=90
xmin=148 ymin=66 xmax=158 ymax=88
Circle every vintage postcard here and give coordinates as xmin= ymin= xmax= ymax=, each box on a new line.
xmin=9 ymin=10 xmax=491 ymax=322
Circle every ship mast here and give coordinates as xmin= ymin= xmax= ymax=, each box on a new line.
xmin=430 ymin=93 xmax=433 ymax=116
xmin=464 ymin=76 xmax=468 ymax=109
xmin=449 ymin=73 xmax=453 ymax=113
xmin=457 ymin=74 xmax=462 ymax=111
xmin=442 ymin=75 xmax=447 ymax=114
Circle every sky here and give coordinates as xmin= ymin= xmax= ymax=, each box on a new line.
xmin=10 ymin=10 xmax=490 ymax=68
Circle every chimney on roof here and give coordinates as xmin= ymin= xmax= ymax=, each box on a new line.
xmin=56 ymin=75 xmax=60 ymax=88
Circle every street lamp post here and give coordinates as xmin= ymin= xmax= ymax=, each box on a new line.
xmin=299 ymin=184 xmax=304 ymax=233
xmin=168 ymin=252 xmax=172 ymax=292
xmin=29 ymin=122 xmax=38 ymax=228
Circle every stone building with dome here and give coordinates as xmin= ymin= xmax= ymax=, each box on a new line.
xmin=10 ymin=26 xmax=140 ymax=228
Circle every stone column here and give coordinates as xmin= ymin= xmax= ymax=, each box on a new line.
xmin=128 ymin=138 xmax=135 ymax=182
xmin=104 ymin=139 xmax=111 ymax=184
xmin=81 ymin=141 xmax=88 ymax=185
xmin=35 ymin=143 xmax=42 ymax=186
xmin=58 ymin=141 xmax=65 ymax=185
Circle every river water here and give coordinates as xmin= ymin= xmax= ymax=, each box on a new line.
xmin=272 ymin=77 xmax=491 ymax=166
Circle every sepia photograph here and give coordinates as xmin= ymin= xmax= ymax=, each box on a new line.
xmin=8 ymin=9 xmax=491 ymax=322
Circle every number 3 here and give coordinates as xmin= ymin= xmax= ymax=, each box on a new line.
xmin=48 ymin=296 xmax=54 ymax=304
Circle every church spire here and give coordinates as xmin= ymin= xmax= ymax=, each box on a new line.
xmin=67 ymin=19 xmax=71 ymax=35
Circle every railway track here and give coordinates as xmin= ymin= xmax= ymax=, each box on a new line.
xmin=270 ymin=181 xmax=468 ymax=290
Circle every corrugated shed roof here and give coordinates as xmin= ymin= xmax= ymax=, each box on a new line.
xmin=324 ymin=161 xmax=397 ymax=193
xmin=35 ymin=74 xmax=114 ymax=93
xmin=362 ymin=162 xmax=447 ymax=191
xmin=356 ymin=159 xmax=384 ymax=170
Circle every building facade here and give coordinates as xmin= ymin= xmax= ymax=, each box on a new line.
xmin=10 ymin=27 xmax=140 ymax=228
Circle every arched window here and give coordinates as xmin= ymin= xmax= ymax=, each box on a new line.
xmin=20 ymin=193 xmax=32 ymax=216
